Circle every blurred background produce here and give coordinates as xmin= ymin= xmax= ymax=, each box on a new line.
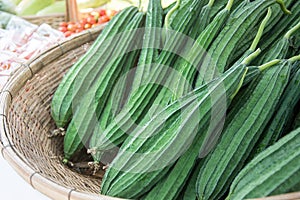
xmin=0 ymin=0 xmax=179 ymax=84
xmin=0 ymin=0 xmax=177 ymax=16
xmin=36 ymin=1 xmax=65 ymax=16
xmin=16 ymin=0 xmax=55 ymax=16
xmin=58 ymin=7 xmax=117 ymax=37
xmin=0 ymin=0 xmax=17 ymax=14
xmin=106 ymin=0 xmax=176 ymax=11
xmin=0 ymin=12 xmax=65 ymax=88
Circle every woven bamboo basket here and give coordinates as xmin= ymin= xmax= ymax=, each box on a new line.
xmin=0 ymin=17 xmax=300 ymax=200
xmin=21 ymin=0 xmax=80 ymax=29
xmin=23 ymin=13 xmax=65 ymax=29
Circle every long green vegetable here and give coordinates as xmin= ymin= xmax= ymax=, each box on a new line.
xmin=182 ymin=160 xmax=204 ymax=200
xmin=195 ymin=0 xmax=290 ymax=87
xmin=100 ymin=60 xmax=248 ymax=199
xmin=129 ymin=0 xmax=163 ymax=94
xmin=51 ymin=7 xmax=139 ymax=128
xmin=253 ymin=65 xmax=300 ymax=157
xmin=256 ymin=20 xmax=300 ymax=65
xmin=196 ymin=58 xmax=292 ymax=200
xmin=227 ymin=126 xmax=300 ymax=200
xmin=248 ymin=23 xmax=300 ymax=159
xmin=89 ymin=0 xmax=162 ymax=165
xmin=172 ymin=0 xmax=236 ymax=99
xmin=62 ymin=12 xmax=144 ymax=162
xmin=230 ymin=0 xmax=295 ymax=62
xmin=89 ymin=0 xmax=206 ymax=157
xmin=188 ymin=0 xmax=215 ymax=39
xmin=49 ymin=0 xmax=300 ymax=198
xmin=139 ymin=11 xmax=274 ymax=199
xmin=139 ymin=0 xmax=237 ymax=123
xmin=88 ymin=49 xmax=141 ymax=166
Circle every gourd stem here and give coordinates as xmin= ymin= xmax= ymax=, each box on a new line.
xmin=225 ymin=0 xmax=234 ymax=11
xmin=258 ymin=59 xmax=281 ymax=71
xmin=276 ymin=0 xmax=291 ymax=15
xmin=165 ymin=0 xmax=181 ymax=29
xmin=138 ymin=0 xmax=143 ymax=12
xmin=208 ymin=0 xmax=215 ymax=7
xmin=242 ymin=48 xmax=261 ymax=65
xmin=250 ymin=7 xmax=272 ymax=51
xmin=230 ymin=68 xmax=248 ymax=100
xmin=288 ymin=54 xmax=300 ymax=63
xmin=284 ymin=21 xmax=300 ymax=39
xmin=63 ymin=158 xmax=68 ymax=164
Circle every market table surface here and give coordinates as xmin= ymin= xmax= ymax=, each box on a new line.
xmin=0 ymin=154 xmax=49 ymax=200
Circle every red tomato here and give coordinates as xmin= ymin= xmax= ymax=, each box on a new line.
xmin=67 ymin=24 xmax=76 ymax=32
xmin=59 ymin=22 xmax=68 ymax=27
xmin=84 ymin=23 xmax=91 ymax=29
xmin=58 ymin=26 xmax=67 ymax=33
xmin=98 ymin=15 xmax=110 ymax=24
xmin=105 ymin=10 xmax=114 ymax=19
xmin=109 ymin=10 xmax=118 ymax=19
xmin=79 ymin=18 xmax=87 ymax=25
xmin=90 ymin=11 xmax=100 ymax=20
xmin=98 ymin=9 xmax=106 ymax=16
xmin=87 ymin=16 xmax=96 ymax=25
xmin=64 ymin=31 xmax=72 ymax=37
xmin=76 ymin=23 xmax=83 ymax=30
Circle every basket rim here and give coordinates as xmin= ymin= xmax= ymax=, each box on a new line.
xmin=0 ymin=24 xmax=122 ymax=200
xmin=22 ymin=13 xmax=66 ymax=19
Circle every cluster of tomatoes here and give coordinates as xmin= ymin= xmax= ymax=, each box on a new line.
xmin=58 ymin=9 xmax=118 ymax=37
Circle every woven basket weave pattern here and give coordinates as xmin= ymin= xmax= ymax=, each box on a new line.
xmin=7 ymin=42 xmax=102 ymax=194
xmin=23 ymin=14 xmax=65 ymax=29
